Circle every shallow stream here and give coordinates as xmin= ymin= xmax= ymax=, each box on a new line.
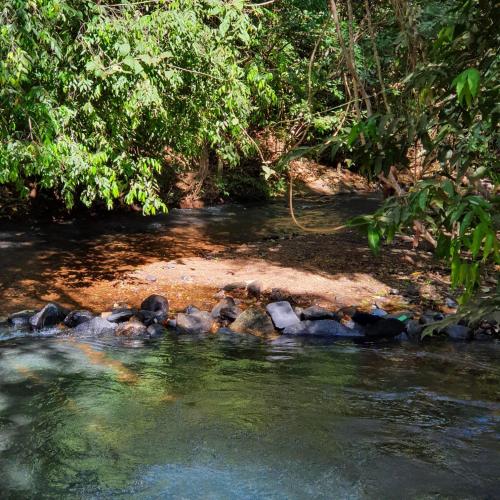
xmin=0 ymin=331 xmax=499 ymax=498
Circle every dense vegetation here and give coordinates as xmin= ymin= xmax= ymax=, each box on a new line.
xmin=0 ymin=0 xmax=498 ymax=301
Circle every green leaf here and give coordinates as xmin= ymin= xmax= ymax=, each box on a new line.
xmin=471 ymin=223 xmax=485 ymax=258
xmin=367 ymin=226 xmax=381 ymax=254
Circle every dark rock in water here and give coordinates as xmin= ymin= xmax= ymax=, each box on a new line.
xmin=230 ymin=307 xmax=275 ymax=338
xmin=266 ymin=301 xmax=300 ymax=329
xmin=107 ymin=308 xmax=137 ymax=323
xmin=72 ymin=317 xmax=116 ymax=336
xmin=301 ymin=306 xmax=340 ymax=322
xmin=444 ymin=324 xmax=472 ymax=341
xmin=351 ymin=311 xmax=381 ymax=326
xmin=405 ymin=319 xmax=423 ymax=338
xmin=247 ymin=280 xmax=263 ymax=298
xmin=8 ymin=310 xmax=37 ymax=328
xmin=63 ymin=310 xmax=94 ymax=328
xmin=116 ymin=318 xmax=148 ymax=337
xmin=211 ymin=297 xmax=241 ymax=322
xmin=30 ymin=303 xmax=67 ymax=330
xmin=420 ymin=311 xmax=445 ymax=324
xmin=146 ymin=323 xmax=165 ymax=338
xmin=176 ymin=311 xmax=214 ymax=334
xmin=140 ymin=294 xmax=169 ymax=323
xmin=363 ymin=318 xmax=406 ymax=340
xmin=283 ymin=320 xmax=363 ymax=338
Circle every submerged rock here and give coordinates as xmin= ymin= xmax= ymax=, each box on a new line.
xmin=266 ymin=301 xmax=300 ymax=329
xmin=230 ymin=307 xmax=275 ymax=338
xmin=301 ymin=306 xmax=340 ymax=322
xmin=30 ymin=303 xmax=67 ymax=330
xmin=115 ymin=318 xmax=148 ymax=337
xmin=176 ymin=311 xmax=214 ymax=334
xmin=63 ymin=310 xmax=94 ymax=328
xmin=283 ymin=319 xmax=363 ymax=338
xmin=72 ymin=317 xmax=117 ymax=336
xmin=8 ymin=310 xmax=37 ymax=328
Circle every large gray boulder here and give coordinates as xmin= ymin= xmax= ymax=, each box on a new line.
xmin=176 ymin=311 xmax=214 ymax=334
xmin=72 ymin=317 xmax=117 ymax=336
xmin=266 ymin=301 xmax=300 ymax=329
xmin=30 ymin=303 xmax=67 ymax=330
xmin=230 ymin=307 xmax=275 ymax=338
xmin=283 ymin=320 xmax=363 ymax=338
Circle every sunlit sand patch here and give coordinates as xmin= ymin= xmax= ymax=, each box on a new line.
xmin=67 ymin=339 xmax=138 ymax=384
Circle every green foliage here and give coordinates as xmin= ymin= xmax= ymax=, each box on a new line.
xmin=0 ymin=0 xmax=274 ymax=213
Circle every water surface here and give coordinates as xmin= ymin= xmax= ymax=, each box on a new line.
xmin=1 ymin=329 xmax=499 ymax=498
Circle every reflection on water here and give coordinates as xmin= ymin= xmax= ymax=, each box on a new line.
xmin=0 ymin=329 xmax=499 ymax=498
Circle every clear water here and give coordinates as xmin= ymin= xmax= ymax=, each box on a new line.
xmin=1 ymin=329 xmax=499 ymax=499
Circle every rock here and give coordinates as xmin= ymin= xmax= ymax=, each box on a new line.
xmin=223 ymin=282 xmax=246 ymax=292
xmin=266 ymin=301 xmax=300 ymax=329
xmin=115 ymin=319 xmax=148 ymax=337
xmin=420 ymin=311 xmax=445 ymax=324
xmin=63 ymin=310 xmax=94 ymax=328
xmin=283 ymin=320 xmax=363 ymax=338
xmin=371 ymin=307 xmax=388 ymax=317
xmin=269 ymin=288 xmax=289 ymax=302
xmin=140 ymin=294 xmax=169 ymax=324
xmin=351 ymin=311 xmax=381 ymax=326
xmin=166 ymin=318 xmax=177 ymax=329
xmin=29 ymin=303 xmax=67 ymax=330
xmin=301 ymin=306 xmax=340 ymax=321
xmin=444 ymin=324 xmax=472 ymax=341
xmin=386 ymin=311 xmax=414 ymax=322
xmin=72 ymin=317 xmax=117 ymax=336
xmin=406 ymin=319 xmax=423 ymax=338
xmin=445 ymin=297 xmax=459 ymax=309
xmin=185 ymin=305 xmax=200 ymax=314
xmin=146 ymin=323 xmax=165 ymax=338
xmin=106 ymin=308 xmax=137 ymax=323
xmin=363 ymin=318 xmax=406 ymax=340
xmin=247 ymin=280 xmax=263 ymax=298
xmin=211 ymin=297 xmax=241 ymax=322
xmin=7 ymin=310 xmax=37 ymax=328
xmin=230 ymin=307 xmax=275 ymax=338
xmin=176 ymin=311 xmax=214 ymax=334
